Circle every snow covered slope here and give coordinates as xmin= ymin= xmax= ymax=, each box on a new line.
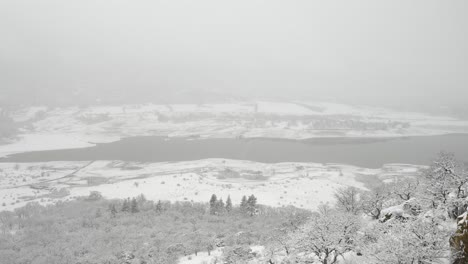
xmin=0 ymin=159 xmax=422 ymax=212
xmin=1 ymin=101 xmax=467 ymax=157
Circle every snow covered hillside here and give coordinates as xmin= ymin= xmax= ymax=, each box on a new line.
xmin=0 ymin=159 xmax=422 ymax=212
xmin=1 ymin=101 xmax=467 ymax=157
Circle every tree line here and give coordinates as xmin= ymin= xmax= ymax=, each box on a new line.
xmin=209 ymin=194 xmax=258 ymax=216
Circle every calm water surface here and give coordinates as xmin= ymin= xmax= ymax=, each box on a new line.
xmin=1 ymin=134 xmax=468 ymax=168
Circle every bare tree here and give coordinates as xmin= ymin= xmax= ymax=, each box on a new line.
xmin=334 ymin=187 xmax=361 ymax=215
xmin=391 ymin=177 xmax=419 ymax=201
xmin=361 ymin=185 xmax=391 ymax=219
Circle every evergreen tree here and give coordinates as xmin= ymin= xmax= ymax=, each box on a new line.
xmin=246 ymin=195 xmax=258 ymax=216
xmin=137 ymin=194 xmax=147 ymax=203
xmin=218 ymin=198 xmax=225 ymax=208
xmin=226 ymin=195 xmax=233 ymax=212
xmin=130 ymin=198 xmax=139 ymax=213
xmin=209 ymin=194 xmax=218 ymax=215
xmin=217 ymin=199 xmax=225 ymax=214
xmin=155 ymin=200 xmax=163 ymax=213
xmin=109 ymin=204 xmax=117 ymax=217
xmin=240 ymin=195 xmax=247 ymax=210
xmin=247 ymin=195 xmax=257 ymax=207
xmin=121 ymin=198 xmax=130 ymax=212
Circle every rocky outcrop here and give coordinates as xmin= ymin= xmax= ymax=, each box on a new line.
xmin=451 ymin=212 xmax=468 ymax=263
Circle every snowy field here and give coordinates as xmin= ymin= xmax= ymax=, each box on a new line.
xmin=1 ymin=101 xmax=468 ymax=157
xmin=0 ymin=159 xmax=422 ymax=212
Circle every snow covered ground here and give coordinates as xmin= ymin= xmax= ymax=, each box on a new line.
xmin=178 ymin=248 xmax=223 ymax=264
xmin=0 ymin=159 xmax=422 ymax=212
xmin=177 ymin=246 xmax=265 ymax=264
xmin=1 ymin=101 xmax=467 ymax=157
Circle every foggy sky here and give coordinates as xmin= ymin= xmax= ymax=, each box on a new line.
xmin=1 ymin=0 xmax=467 ymax=108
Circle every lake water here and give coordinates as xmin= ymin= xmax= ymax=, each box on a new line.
xmin=1 ymin=134 xmax=468 ymax=168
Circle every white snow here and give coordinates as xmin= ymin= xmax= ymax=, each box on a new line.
xmin=0 ymin=133 xmax=117 ymax=157
xmin=0 ymin=159 xmax=422 ymax=212
xmin=178 ymin=248 xmax=223 ymax=264
xmin=1 ymin=102 xmax=467 ymax=157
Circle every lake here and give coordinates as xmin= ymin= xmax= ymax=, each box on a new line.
xmin=1 ymin=134 xmax=468 ymax=168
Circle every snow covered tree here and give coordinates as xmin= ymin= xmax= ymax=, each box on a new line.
xmin=0 ymin=211 xmax=14 ymax=235
xmin=226 ymin=195 xmax=233 ymax=212
xmin=137 ymin=194 xmax=147 ymax=203
xmin=223 ymin=245 xmax=255 ymax=264
xmin=216 ymin=198 xmax=225 ymax=214
xmin=209 ymin=194 xmax=218 ymax=215
xmin=108 ymin=204 xmax=117 ymax=217
xmin=188 ymin=231 xmax=204 ymax=256
xmin=361 ymin=185 xmax=392 ymax=219
xmin=87 ymin=191 xmax=103 ymax=201
xmin=121 ymin=198 xmax=130 ymax=212
xmin=240 ymin=195 xmax=247 ymax=209
xmin=130 ymin=198 xmax=139 ymax=213
xmin=362 ymin=217 xmax=450 ymax=264
xmin=266 ymin=223 xmax=298 ymax=261
xmin=423 ymin=152 xmax=465 ymax=206
xmin=288 ymin=209 xmax=360 ymax=264
xmin=155 ymin=200 xmax=163 ymax=213
xmin=246 ymin=195 xmax=258 ymax=216
xmin=334 ymin=187 xmax=361 ymax=215
xmin=391 ymin=177 xmax=419 ymax=201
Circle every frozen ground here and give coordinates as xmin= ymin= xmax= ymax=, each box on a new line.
xmin=1 ymin=101 xmax=468 ymax=157
xmin=178 ymin=248 xmax=223 ymax=264
xmin=177 ymin=246 xmax=264 ymax=264
xmin=0 ymin=159 xmax=422 ymax=212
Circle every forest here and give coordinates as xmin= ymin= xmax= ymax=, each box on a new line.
xmin=1 ymin=152 xmax=468 ymax=264
xmin=0 ymin=193 xmax=308 ymax=264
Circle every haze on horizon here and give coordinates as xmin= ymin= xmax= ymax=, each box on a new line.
xmin=0 ymin=0 xmax=467 ymax=112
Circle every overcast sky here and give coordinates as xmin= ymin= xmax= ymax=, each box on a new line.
xmin=1 ymin=0 xmax=467 ymax=108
